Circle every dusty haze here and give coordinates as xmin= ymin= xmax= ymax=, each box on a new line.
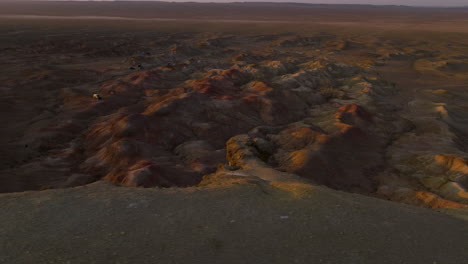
xmin=0 ymin=0 xmax=467 ymax=7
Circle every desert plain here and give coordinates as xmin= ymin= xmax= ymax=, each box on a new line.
xmin=0 ymin=1 xmax=468 ymax=263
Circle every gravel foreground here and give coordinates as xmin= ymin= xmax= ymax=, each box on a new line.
xmin=1 ymin=181 xmax=467 ymax=264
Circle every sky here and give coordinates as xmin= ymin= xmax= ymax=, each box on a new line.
xmin=1 ymin=0 xmax=467 ymax=7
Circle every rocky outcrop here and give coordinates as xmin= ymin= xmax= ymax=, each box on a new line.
xmin=4 ymin=30 xmax=468 ymax=209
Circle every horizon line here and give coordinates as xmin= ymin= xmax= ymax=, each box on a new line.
xmin=2 ymin=1 xmax=468 ymax=8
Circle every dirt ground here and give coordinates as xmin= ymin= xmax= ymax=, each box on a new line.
xmin=1 ymin=2 xmax=468 ymax=263
xmin=1 ymin=181 xmax=467 ymax=264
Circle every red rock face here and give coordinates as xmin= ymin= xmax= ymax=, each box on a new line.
xmin=39 ymin=51 xmax=392 ymax=192
xmin=107 ymin=159 xmax=201 ymax=188
xmin=335 ymin=104 xmax=374 ymax=127
xmin=100 ymin=70 xmax=161 ymax=96
xmin=77 ymin=63 xmax=320 ymax=187
xmin=272 ymin=123 xmax=382 ymax=193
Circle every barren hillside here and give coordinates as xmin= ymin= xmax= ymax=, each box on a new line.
xmin=0 ymin=2 xmax=467 ymax=263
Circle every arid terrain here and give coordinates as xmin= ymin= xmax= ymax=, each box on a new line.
xmin=0 ymin=1 xmax=468 ymax=263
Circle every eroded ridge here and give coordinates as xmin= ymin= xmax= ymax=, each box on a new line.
xmin=1 ymin=31 xmax=468 ymax=209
